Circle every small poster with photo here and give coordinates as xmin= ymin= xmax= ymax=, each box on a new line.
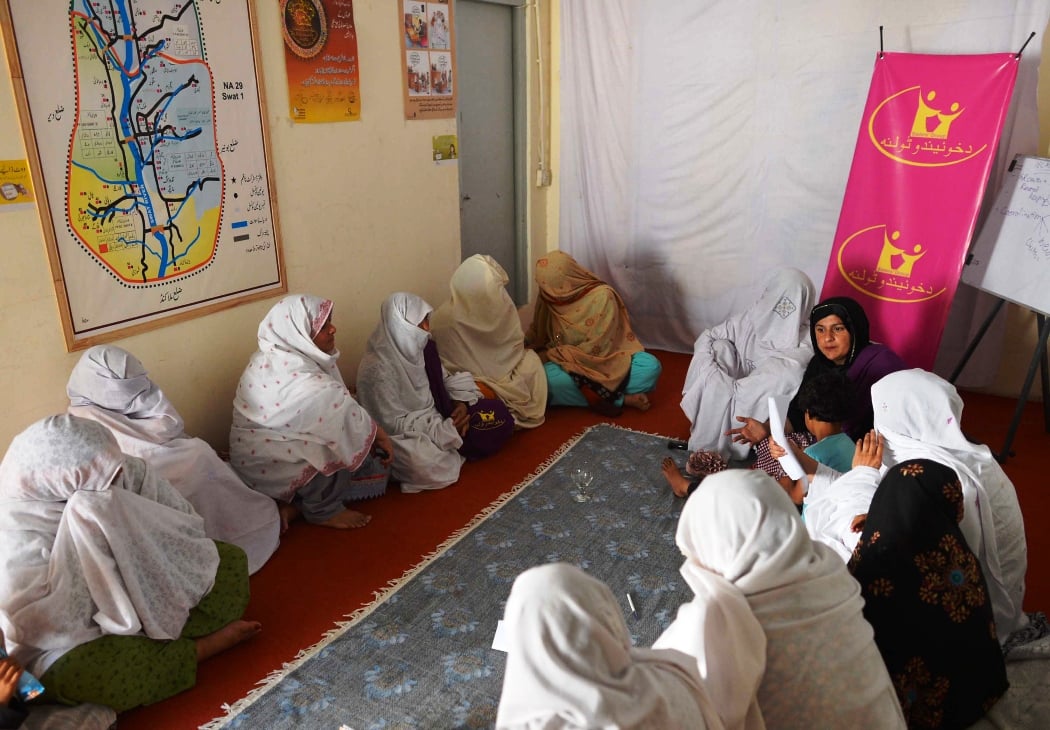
xmin=399 ymin=0 xmax=456 ymax=119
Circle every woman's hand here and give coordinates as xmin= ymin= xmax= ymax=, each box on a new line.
xmin=450 ymin=402 xmax=470 ymax=436
xmin=850 ymin=513 xmax=868 ymax=533
xmin=0 ymin=656 xmax=24 ymax=706
xmin=852 ymin=430 xmax=883 ymax=470
xmin=727 ymin=416 xmax=770 ymax=445
xmin=767 ymin=437 xmax=786 ymax=458
xmin=373 ymin=427 xmax=395 ymax=467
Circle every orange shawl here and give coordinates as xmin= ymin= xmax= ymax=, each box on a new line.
xmin=526 ymin=251 xmax=643 ymax=393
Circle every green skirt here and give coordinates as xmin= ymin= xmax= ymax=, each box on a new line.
xmin=39 ymin=540 xmax=250 ymax=713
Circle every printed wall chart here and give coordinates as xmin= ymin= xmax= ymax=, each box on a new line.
xmin=1 ymin=0 xmax=285 ymax=349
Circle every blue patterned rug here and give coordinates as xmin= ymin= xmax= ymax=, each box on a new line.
xmin=205 ymin=424 xmax=691 ymax=730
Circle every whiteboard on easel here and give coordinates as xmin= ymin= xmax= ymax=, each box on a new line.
xmin=961 ymin=154 xmax=1050 ymax=317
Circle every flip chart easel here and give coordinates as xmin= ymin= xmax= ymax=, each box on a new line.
xmin=954 ymin=154 xmax=1050 ymax=462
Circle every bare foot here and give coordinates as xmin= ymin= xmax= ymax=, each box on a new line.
xmin=624 ymin=393 xmax=651 ymax=411
xmin=278 ymin=502 xmax=301 ymax=534
xmin=320 ymin=508 xmax=371 ymax=529
xmin=195 ymin=620 xmax=262 ymax=662
xmin=661 ymin=457 xmax=693 ymax=498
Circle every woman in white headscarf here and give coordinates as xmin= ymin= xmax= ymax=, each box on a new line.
xmin=67 ymin=345 xmax=279 ymax=574
xmin=231 ymin=295 xmax=394 ymax=530
xmin=496 ymin=562 xmax=726 ymax=730
xmin=430 ymin=255 xmax=547 ymax=429
xmin=680 ymin=268 xmax=816 ymax=460
xmin=804 ymin=368 xmax=1029 ymax=643
xmin=357 ymin=292 xmax=514 ymax=493
xmin=655 ymin=468 xmax=903 ymax=729
xmin=0 ymin=415 xmax=260 ymax=712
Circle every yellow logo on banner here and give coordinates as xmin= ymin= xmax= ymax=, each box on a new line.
xmin=836 ymin=224 xmax=946 ymax=304
xmin=868 ymin=86 xmax=986 ymax=167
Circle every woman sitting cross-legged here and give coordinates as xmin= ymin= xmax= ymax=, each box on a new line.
xmin=496 ymin=563 xmax=725 ymax=730
xmin=0 ymin=415 xmax=260 ymax=713
xmin=67 ymin=344 xmax=280 ymax=574
xmin=430 ymin=254 xmax=548 ymax=429
xmin=655 ymin=468 xmax=904 ymax=729
xmin=525 ymin=251 xmax=661 ymax=416
xmin=727 ymin=295 xmax=907 ymax=483
xmin=680 ymin=267 xmax=816 ymax=459
xmin=848 ymin=459 xmax=1007 ymax=728
xmin=230 ymin=295 xmax=394 ymax=530
xmin=356 ymin=292 xmax=514 ymax=493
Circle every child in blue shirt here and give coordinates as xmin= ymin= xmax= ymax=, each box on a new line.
xmin=769 ymin=369 xmax=855 ymax=508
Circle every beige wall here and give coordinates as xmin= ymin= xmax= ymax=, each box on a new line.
xmin=0 ymin=3 xmax=469 ymax=449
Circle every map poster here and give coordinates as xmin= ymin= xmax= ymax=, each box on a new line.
xmin=0 ymin=159 xmax=34 ymax=208
xmin=399 ymin=0 xmax=456 ymax=120
xmin=1 ymin=0 xmax=285 ymax=350
xmin=281 ymin=0 xmax=361 ymax=123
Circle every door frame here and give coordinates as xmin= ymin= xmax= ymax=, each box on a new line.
xmin=456 ymin=0 xmax=529 ymax=304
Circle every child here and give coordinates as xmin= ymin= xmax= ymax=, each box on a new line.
xmin=768 ymin=368 xmax=855 ymax=507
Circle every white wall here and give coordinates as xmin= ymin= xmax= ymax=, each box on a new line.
xmin=0 ymin=2 xmax=464 ymax=449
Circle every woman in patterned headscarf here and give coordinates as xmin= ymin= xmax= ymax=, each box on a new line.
xmin=526 ymin=251 xmax=661 ymax=416
xmin=848 ymin=459 xmax=1007 ymax=728
xmin=231 ymin=294 xmax=394 ymax=530
xmin=0 ymin=415 xmax=259 ymax=712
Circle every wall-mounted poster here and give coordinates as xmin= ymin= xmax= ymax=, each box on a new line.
xmin=282 ymin=0 xmax=362 ymax=123
xmin=0 ymin=159 xmax=34 ymax=209
xmin=1 ymin=0 xmax=285 ymax=350
xmin=399 ymin=0 xmax=456 ymax=120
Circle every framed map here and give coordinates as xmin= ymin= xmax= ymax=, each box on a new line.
xmin=1 ymin=0 xmax=285 ymax=349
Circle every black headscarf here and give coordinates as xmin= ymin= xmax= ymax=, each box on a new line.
xmin=848 ymin=459 xmax=1007 ymax=729
xmin=807 ymin=296 xmax=871 ymax=368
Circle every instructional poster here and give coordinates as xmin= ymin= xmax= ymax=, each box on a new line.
xmin=0 ymin=158 xmax=34 ymax=208
xmin=1 ymin=0 xmax=285 ymax=348
xmin=281 ymin=0 xmax=362 ymax=123
xmin=399 ymin=0 xmax=456 ymax=120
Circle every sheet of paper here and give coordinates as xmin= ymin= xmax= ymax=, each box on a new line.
xmin=491 ymin=619 xmax=510 ymax=652
xmin=768 ymin=395 xmax=806 ymax=481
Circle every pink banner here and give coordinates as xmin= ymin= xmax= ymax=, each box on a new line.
xmin=820 ymin=53 xmax=1018 ymax=368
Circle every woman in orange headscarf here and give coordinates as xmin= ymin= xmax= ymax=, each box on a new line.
xmin=526 ymin=251 xmax=661 ymax=415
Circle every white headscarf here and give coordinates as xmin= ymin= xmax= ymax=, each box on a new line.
xmin=497 ymin=563 xmax=724 ymax=730
xmin=659 ymin=469 xmax=903 ymax=729
xmin=431 ymin=255 xmax=547 ymax=428
xmin=67 ymin=345 xmax=280 ymax=575
xmin=872 ymin=368 xmax=1029 ymax=640
xmin=681 ymin=269 xmax=815 ymax=456
xmin=230 ymin=295 xmax=377 ymax=501
xmin=0 ymin=415 xmax=218 ymax=676
xmin=67 ymin=345 xmax=183 ymax=440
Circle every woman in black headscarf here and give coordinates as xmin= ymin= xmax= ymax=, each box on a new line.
xmin=848 ymin=459 xmax=1007 ymax=728
xmin=729 ymin=296 xmax=907 ymax=482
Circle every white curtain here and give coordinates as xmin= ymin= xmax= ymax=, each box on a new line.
xmin=559 ymin=0 xmax=1049 ymax=384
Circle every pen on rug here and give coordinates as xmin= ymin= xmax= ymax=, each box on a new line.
xmin=626 ymin=592 xmax=638 ymax=618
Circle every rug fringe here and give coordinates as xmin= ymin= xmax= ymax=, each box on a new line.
xmin=200 ymin=425 xmax=603 ymax=729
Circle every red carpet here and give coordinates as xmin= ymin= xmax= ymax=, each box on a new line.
xmin=120 ymin=351 xmax=1049 ymax=729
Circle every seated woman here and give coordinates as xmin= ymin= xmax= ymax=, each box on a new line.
xmin=357 ymin=292 xmax=514 ymax=493
xmin=230 ymin=295 xmax=394 ymax=530
xmin=654 ymin=468 xmax=904 ymax=729
xmin=67 ymin=345 xmax=280 ymax=574
xmin=804 ymin=368 xmax=1030 ymax=644
xmin=0 ymin=415 xmax=259 ymax=713
xmin=727 ymin=295 xmax=907 ymax=481
xmin=848 ymin=459 xmax=1007 ymax=728
xmin=680 ymin=268 xmax=815 ymax=459
xmin=496 ymin=563 xmax=724 ymax=730
xmin=525 ymin=251 xmax=660 ymax=416
xmin=430 ymin=254 xmax=547 ymax=429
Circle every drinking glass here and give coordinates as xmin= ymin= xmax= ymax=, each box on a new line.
xmin=571 ymin=465 xmax=594 ymax=503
